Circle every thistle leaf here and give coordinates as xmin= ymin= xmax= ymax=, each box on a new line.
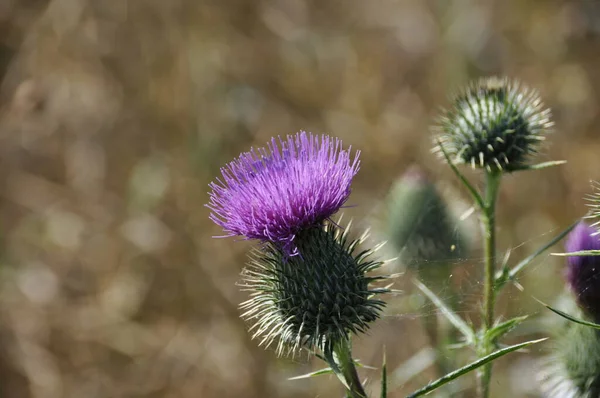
xmin=354 ymin=360 xmax=377 ymax=370
xmin=509 ymin=160 xmax=567 ymax=171
xmin=288 ymin=367 xmax=334 ymax=380
xmin=539 ymin=300 xmax=600 ymax=329
xmin=552 ymin=249 xmax=600 ymax=257
xmin=495 ymin=221 xmax=578 ymax=289
xmin=484 ymin=316 xmax=528 ymax=343
xmin=405 ymin=338 xmax=547 ymax=398
xmin=381 ymin=349 xmax=387 ymax=398
xmin=323 ymin=346 xmax=351 ymax=390
xmin=414 ymin=279 xmax=475 ymax=343
xmin=435 ymin=140 xmax=485 ymax=210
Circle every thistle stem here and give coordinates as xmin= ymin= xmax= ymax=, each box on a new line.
xmin=418 ymin=266 xmax=456 ymax=396
xmin=332 ymin=339 xmax=368 ymax=398
xmin=421 ymin=314 xmax=454 ymax=397
xmin=479 ymin=170 xmax=501 ymax=398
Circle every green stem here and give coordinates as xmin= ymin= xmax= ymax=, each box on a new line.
xmin=479 ymin=170 xmax=501 ymax=398
xmin=418 ymin=266 xmax=457 ymax=397
xmin=422 ymin=315 xmax=454 ymax=397
xmin=333 ymin=339 xmax=368 ymax=398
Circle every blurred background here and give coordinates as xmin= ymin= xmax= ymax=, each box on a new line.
xmin=0 ymin=0 xmax=598 ymax=397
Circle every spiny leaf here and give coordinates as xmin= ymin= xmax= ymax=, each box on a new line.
xmin=414 ymin=279 xmax=475 ymax=343
xmin=509 ymin=160 xmax=567 ymax=172
xmin=495 ymin=221 xmax=578 ymax=289
xmin=405 ymin=338 xmax=547 ymax=397
xmin=323 ymin=346 xmax=351 ymax=390
xmin=354 ymin=359 xmax=377 ymax=370
xmin=288 ymin=367 xmax=334 ymax=380
xmin=538 ymin=300 xmax=600 ymax=329
xmin=552 ymin=249 xmax=600 ymax=257
xmin=484 ymin=316 xmax=528 ymax=343
xmin=436 ymin=139 xmax=485 ymax=210
xmin=496 ymin=248 xmax=512 ymax=283
xmin=381 ymin=348 xmax=387 ymax=398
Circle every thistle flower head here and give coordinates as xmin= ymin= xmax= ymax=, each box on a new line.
xmin=564 ymin=222 xmax=600 ymax=322
xmin=207 ymin=131 xmax=359 ymax=254
xmin=239 ymin=220 xmax=389 ymax=356
xmin=434 ymin=77 xmax=553 ymax=172
xmin=539 ymin=323 xmax=600 ymax=398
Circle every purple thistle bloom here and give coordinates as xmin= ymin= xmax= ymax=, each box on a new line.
xmin=564 ymin=222 xmax=600 ymax=321
xmin=207 ymin=131 xmax=360 ymax=254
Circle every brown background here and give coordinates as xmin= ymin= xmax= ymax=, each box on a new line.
xmin=0 ymin=1 xmax=597 ymax=397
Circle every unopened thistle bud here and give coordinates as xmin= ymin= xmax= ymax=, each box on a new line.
xmin=564 ymin=222 xmax=600 ymax=322
xmin=240 ymin=222 xmax=389 ymax=356
xmin=433 ymin=77 xmax=553 ymax=172
xmin=380 ymin=166 xmax=469 ymax=282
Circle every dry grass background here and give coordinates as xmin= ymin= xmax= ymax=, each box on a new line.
xmin=0 ymin=0 xmax=599 ymax=397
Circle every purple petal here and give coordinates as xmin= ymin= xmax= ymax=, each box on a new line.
xmin=207 ymin=131 xmax=359 ymax=254
xmin=564 ymin=222 xmax=600 ymax=321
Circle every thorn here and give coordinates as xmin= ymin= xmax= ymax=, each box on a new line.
xmin=494 ymin=157 xmax=502 ymax=170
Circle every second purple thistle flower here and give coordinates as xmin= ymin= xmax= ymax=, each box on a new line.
xmin=207 ymin=131 xmax=360 ymax=254
xmin=564 ymin=222 xmax=600 ymax=322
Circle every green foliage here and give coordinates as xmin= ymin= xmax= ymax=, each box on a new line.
xmin=380 ymin=349 xmax=387 ymax=398
xmin=495 ymin=221 xmax=578 ymax=289
xmin=484 ymin=316 xmax=529 ymax=343
xmin=540 ymin=302 xmax=600 ymax=330
xmin=406 ymin=338 xmax=547 ymax=398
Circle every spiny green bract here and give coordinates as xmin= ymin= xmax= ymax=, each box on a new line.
xmin=539 ymin=322 xmax=600 ymax=398
xmin=586 ymin=181 xmax=600 ymax=231
xmin=239 ymin=221 xmax=390 ymax=356
xmin=434 ymin=77 xmax=553 ymax=172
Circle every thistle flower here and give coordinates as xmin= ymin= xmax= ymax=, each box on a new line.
xmin=564 ymin=222 xmax=600 ymax=322
xmin=537 ymin=222 xmax=600 ymax=397
xmin=207 ymin=131 xmax=359 ymax=254
xmin=539 ymin=322 xmax=600 ymax=398
xmin=239 ymin=220 xmax=389 ymax=356
xmin=433 ymin=77 xmax=553 ymax=172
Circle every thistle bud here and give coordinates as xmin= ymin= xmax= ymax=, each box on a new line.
xmin=539 ymin=322 xmax=600 ymax=398
xmin=564 ymin=222 xmax=600 ymax=322
xmin=239 ymin=222 xmax=389 ymax=356
xmin=381 ymin=166 xmax=469 ymax=283
xmin=434 ymin=77 xmax=553 ymax=172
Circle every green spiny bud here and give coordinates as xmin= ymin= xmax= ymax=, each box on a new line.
xmin=433 ymin=77 xmax=553 ymax=172
xmin=382 ymin=166 xmax=469 ymax=278
xmin=239 ymin=221 xmax=389 ymax=356
xmin=539 ymin=322 xmax=600 ymax=398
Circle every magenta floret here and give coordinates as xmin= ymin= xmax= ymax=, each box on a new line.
xmin=207 ymin=131 xmax=359 ymax=254
xmin=564 ymin=222 xmax=600 ymax=321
